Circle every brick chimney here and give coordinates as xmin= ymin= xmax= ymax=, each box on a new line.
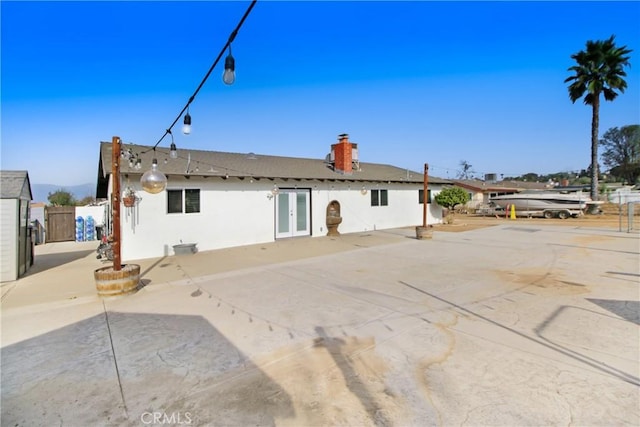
xmin=331 ymin=134 xmax=355 ymax=174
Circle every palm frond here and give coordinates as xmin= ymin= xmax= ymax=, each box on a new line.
xmin=565 ymin=35 xmax=633 ymax=104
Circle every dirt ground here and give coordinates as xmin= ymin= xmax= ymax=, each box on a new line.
xmin=433 ymin=211 xmax=637 ymax=233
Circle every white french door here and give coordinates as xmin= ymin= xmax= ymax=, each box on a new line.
xmin=275 ymin=189 xmax=310 ymax=238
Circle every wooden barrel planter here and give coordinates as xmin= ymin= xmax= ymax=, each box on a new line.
xmin=415 ymin=226 xmax=433 ymax=240
xmin=94 ymin=264 xmax=141 ymax=297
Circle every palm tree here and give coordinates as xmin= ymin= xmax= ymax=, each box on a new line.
xmin=565 ymin=35 xmax=632 ymax=201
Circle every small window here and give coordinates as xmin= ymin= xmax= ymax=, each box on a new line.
xmin=371 ymin=189 xmax=388 ymax=206
xmin=167 ymin=189 xmax=200 ymax=214
xmin=167 ymin=190 xmax=183 ymax=214
xmin=418 ymin=189 xmax=432 ymax=204
xmin=185 ymin=189 xmax=200 ymax=213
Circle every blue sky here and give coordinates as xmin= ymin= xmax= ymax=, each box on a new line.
xmin=2 ymin=1 xmax=639 ymax=186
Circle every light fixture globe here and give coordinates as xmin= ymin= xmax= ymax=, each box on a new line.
xmin=182 ymin=113 xmax=191 ymax=135
xmin=140 ymin=158 xmax=167 ymax=194
xmin=223 ymin=53 xmax=235 ymax=85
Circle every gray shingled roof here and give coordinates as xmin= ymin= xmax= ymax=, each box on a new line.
xmin=0 ymin=170 xmax=32 ymax=200
xmin=99 ymin=142 xmax=450 ymax=185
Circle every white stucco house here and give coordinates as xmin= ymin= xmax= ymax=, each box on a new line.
xmin=96 ymin=134 xmax=450 ymax=261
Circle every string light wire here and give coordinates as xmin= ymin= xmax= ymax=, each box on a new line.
xmin=148 ymin=0 xmax=257 ymax=152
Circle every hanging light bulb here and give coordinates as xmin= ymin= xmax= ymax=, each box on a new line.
xmin=223 ymin=47 xmax=235 ymax=85
xmin=140 ymin=158 xmax=167 ymax=194
xmin=182 ymin=112 xmax=191 ymax=135
xmin=170 ymin=142 xmax=178 ymax=159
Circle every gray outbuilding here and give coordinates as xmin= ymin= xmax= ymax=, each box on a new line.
xmin=1 ymin=170 xmax=33 ymax=282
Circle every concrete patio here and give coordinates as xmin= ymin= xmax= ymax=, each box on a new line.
xmin=1 ymin=224 xmax=638 ymax=426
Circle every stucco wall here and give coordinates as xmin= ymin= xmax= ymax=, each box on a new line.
xmin=310 ymin=182 xmax=443 ymax=235
xmin=76 ymin=206 xmax=106 ymax=227
xmin=120 ymin=178 xmax=276 ymax=260
xmin=117 ymin=177 xmax=444 ymax=261
xmin=471 ymin=191 xmax=485 ymax=208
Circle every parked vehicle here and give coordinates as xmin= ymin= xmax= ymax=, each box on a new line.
xmin=490 ymin=191 xmax=594 ymax=219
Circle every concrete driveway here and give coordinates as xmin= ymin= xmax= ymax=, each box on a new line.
xmin=1 ymin=224 xmax=638 ymax=426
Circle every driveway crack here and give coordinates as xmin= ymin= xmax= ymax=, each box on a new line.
xmin=103 ymin=300 xmax=129 ymax=419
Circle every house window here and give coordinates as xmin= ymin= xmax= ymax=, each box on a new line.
xmin=185 ymin=189 xmax=200 ymax=213
xmin=371 ymin=189 xmax=388 ymax=206
xmin=418 ymin=189 xmax=432 ymax=204
xmin=167 ymin=189 xmax=200 ymax=214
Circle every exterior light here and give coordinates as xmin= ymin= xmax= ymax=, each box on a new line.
xmin=223 ymin=47 xmax=235 ymax=85
xmin=170 ymin=142 xmax=178 ymax=159
xmin=182 ymin=112 xmax=191 ymax=135
xmin=140 ymin=158 xmax=167 ymax=194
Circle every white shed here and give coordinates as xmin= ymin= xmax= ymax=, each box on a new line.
xmin=97 ymin=135 xmax=450 ymax=261
xmin=1 ymin=171 xmax=33 ymax=282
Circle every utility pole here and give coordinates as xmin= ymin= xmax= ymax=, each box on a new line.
xmin=111 ymin=136 xmax=122 ymax=270
xmin=423 ymin=163 xmax=429 ymax=228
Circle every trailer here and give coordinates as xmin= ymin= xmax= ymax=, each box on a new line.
xmin=516 ymin=208 xmax=584 ymax=219
xmin=490 ymin=191 xmax=590 ymax=220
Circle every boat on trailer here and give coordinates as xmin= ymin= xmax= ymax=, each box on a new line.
xmin=490 ymin=191 xmax=595 ymax=219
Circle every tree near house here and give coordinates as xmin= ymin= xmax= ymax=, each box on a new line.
xmin=565 ymin=35 xmax=632 ymax=200
xmin=47 ymin=189 xmax=76 ymax=206
xmin=435 ymin=186 xmax=469 ymax=210
xmin=435 ymin=186 xmax=469 ymax=224
xmin=600 ymin=125 xmax=640 ymax=184
xmin=76 ymin=195 xmax=97 ymax=206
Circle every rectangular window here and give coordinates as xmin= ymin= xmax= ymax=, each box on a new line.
xmin=418 ymin=189 xmax=432 ymax=204
xmin=278 ymin=192 xmax=290 ymax=233
xmin=167 ymin=190 xmax=183 ymax=214
xmin=185 ymin=189 xmax=200 ymax=213
xmin=371 ymin=189 xmax=388 ymax=206
xmin=167 ymin=189 xmax=200 ymax=214
xmin=296 ymin=192 xmax=307 ymax=231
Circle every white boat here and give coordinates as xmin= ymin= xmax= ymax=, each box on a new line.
xmin=490 ymin=191 xmax=593 ymax=219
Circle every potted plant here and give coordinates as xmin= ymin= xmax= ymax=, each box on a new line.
xmin=123 ymin=187 xmax=137 ymax=207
